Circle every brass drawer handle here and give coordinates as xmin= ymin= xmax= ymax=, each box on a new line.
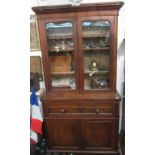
xmin=96 ymin=108 xmax=100 ymax=114
xmin=61 ymin=109 xmax=65 ymax=113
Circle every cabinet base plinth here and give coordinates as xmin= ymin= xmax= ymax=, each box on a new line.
xmin=46 ymin=149 xmax=120 ymax=155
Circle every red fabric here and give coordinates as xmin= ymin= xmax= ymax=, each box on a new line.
xmin=30 ymin=118 xmax=42 ymax=134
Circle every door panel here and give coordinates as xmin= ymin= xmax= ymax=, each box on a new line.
xmin=45 ymin=119 xmax=80 ymax=150
xmin=77 ymin=16 xmax=115 ymax=92
xmin=39 ymin=18 xmax=79 ymax=91
xmin=82 ymin=120 xmax=117 ymax=150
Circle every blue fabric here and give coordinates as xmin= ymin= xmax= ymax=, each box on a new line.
xmin=30 ymin=87 xmax=38 ymax=106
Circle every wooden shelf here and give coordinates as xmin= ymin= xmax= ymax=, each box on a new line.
xmin=51 ymin=71 xmax=75 ymax=76
xmin=83 ymin=47 xmax=109 ymax=51
xmin=48 ymin=35 xmax=73 ymax=39
xmin=49 ymin=48 xmax=109 ymax=52
xmin=84 ymin=70 xmax=109 ymax=75
xmin=49 ymin=48 xmax=74 ymax=52
xmin=49 ymin=51 xmax=73 ymax=56
xmin=83 ymin=34 xmax=106 ymax=38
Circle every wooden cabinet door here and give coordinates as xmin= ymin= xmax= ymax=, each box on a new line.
xmin=38 ymin=17 xmax=79 ymax=91
xmin=77 ymin=16 xmax=117 ymax=92
xmin=45 ymin=119 xmax=81 ymax=150
xmin=81 ymin=120 xmax=118 ymax=150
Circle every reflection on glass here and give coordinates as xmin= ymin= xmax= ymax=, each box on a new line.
xmin=46 ymin=22 xmax=76 ymax=89
xmin=82 ymin=21 xmax=110 ymax=90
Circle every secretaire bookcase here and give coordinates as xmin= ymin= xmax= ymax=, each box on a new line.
xmin=32 ymin=1 xmax=124 ymax=154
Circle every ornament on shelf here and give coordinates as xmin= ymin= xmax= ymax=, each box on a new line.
xmin=90 ymin=61 xmax=99 ymax=71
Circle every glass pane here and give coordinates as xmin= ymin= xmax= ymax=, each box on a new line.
xmin=82 ymin=21 xmax=110 ymax=90
xmin=46 ymin=22 xmax=76 ymax=89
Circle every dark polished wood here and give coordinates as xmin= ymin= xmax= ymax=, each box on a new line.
xmin=32 ymin=1 xmax=124 ymax=14
xmin=33 ymin=2 xmax=124 ymax=155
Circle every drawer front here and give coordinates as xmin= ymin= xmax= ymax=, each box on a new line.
xmin=48 ymin=106 xmax=113 ymax=114
xmin=49 ymin=107 xmax=80 ymax=113
xmin=83 ymin=107 xmax=113 ymax=114
xmin=42 ymin=100 xmax=119 ymax=117
xmin=48 ymin=107 xmax=113 ymax=115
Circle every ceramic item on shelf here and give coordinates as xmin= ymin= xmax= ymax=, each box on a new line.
xmin=90 ymin=61 xmax=99 ymax=71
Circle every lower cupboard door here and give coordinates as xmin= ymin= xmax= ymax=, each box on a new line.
xmin=45 ymin=119 xmax=81 ymax=150
xmin=81 ymin=120 xmax=118 ymax=150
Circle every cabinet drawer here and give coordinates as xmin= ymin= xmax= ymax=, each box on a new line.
xmin=49 ymin=107 xmax=80 ymax=114
xmin=83 ymin=107 xmax=113 ymax=115
xmin=48 ymin=107 xmax=113 ymax=115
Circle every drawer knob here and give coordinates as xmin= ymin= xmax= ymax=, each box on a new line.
xmin=61 ymin=109 xmax=65 ymax=113
xmin=96 ymin=108 xmax=100 ymax=114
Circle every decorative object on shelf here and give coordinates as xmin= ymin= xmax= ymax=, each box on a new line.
xmin=82 ymin=21 xmax=110 ymax=50
xmin=60 ymin=41 xmax=66 ymax=50
xmin=90 ymin=61 xmax=99 ymax=71
xmin=52 ymin=78 xmax=71 ymax=87
xmin=89 ymin=70 xmax=97 ymax=77
xmin=91 ymin=78 xmax=108 ymax=89
xmin=54 ymin=46 xmax=59 ymax=52
xmin=52 ymin=78 xmax=75 ymax=89
xmin=83 ymin=35 xmax=110 ymax=49
xmin=48 ymin=39 xmax=74 ymax=52
xmin=30 ymin=15 xmax=40 ymax=51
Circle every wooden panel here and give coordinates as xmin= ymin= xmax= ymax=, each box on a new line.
xmin=45 ymin=119 xmax=81 ymax=150
xmin=50 ymin=56 xmax=71 ymax=73
xmin=82 ymin=120 xmax=114 ymax=150
xmin=32 ymin=2 xmax=124 ymax=14
xmin=45 ymin=114 xmax=119 ymax=120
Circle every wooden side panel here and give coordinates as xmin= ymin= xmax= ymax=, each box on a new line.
xmin=45 ymin=119 xmax=81 ymax=150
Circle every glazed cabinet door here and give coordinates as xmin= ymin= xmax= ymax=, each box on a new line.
xmin=38 ymin=18 xmax=79 ymax=91
xmin=81 ymin=120 xmax=118 ymax=150
xmin=77 ymin=16 xmax=116 ymax=91
xmin=45 ymin=119 xmax=81 ymax=150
